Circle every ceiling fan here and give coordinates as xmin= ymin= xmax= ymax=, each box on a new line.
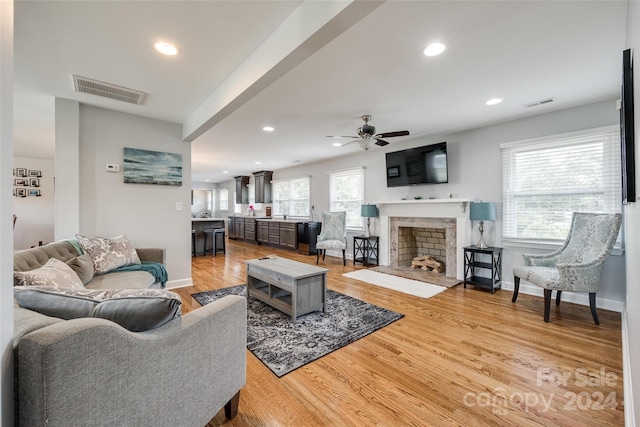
xmin=327 ymin=115 xmax=410 ymax=150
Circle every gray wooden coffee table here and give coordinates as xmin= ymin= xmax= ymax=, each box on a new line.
xmin=245 ymin=257 xmax=329 ymax=323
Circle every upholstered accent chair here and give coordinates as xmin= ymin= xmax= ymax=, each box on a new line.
xmin=512 ymin=212 xmax=622 ymax=324
xmin=316 ymin=211 xmax=347 ymax=266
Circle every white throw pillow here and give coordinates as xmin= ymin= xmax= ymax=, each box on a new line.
xmin=14 ymin=258 xmax=85 ymax=290
xmin=76 ymin=234 xmax=141 ymax=275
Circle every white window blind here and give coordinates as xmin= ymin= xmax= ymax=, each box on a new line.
xmin=219 ymin=189 xmax=228 ymax=211
xmin=272 ymin=176 xmax=310 ymax=216
xmin=501 ymin=125 xmax=621 ymax=243
xmin=330 ymin=168 xmax=364 ymax=229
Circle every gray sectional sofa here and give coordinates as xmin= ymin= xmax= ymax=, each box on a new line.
xmin=13 ymin=241 xmax=247 ymax=426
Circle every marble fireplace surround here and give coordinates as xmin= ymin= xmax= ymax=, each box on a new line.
xmin=375 ymin=199 xmax=472 ymax=280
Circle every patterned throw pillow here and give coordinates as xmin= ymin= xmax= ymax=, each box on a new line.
xmin=66 ymin=253 xmax=95 ymax=285
xmin=76 ymin=234 xmax=141 ymax=275
xmin=13 ymin=287 xmax=182 ymax=332
xmin=14 ymin=258 xmax=85 ymax=290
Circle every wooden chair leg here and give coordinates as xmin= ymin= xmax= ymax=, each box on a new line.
xmin=224 ymin=391 xmax=240 ymax=420
xmin=556 ymin=290 xmax=562 ymax=306
xmin=512 ymin=277 xmax=520 ymax=302
xmin=589 ymin=293 xmax=600 ymax=325
xmin=316 ymin=250 xmax=320 ymax=265
xmin=543 ymin=289 xmax=552 ymax=322
xmin=322 ymin=250 xmax=326 ymax=260
xmin=342 ymin=249 xmax=345 ymax=266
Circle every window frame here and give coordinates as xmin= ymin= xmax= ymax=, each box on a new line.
xmin=271 ymin=176 xmax=311 ymax=218
xmin=500 ymin=125 xmax=622 ymax=251
xmin=329 ymin=167 xmax=365 ymax=231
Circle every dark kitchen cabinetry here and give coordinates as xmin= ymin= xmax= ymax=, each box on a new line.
xmin=234 ymin=176 xmax=249 ymax=204
xmin=297 ymin=222 xmax=321 ymax=255
xmin=234 ymin=216 xmax=245 ymax=240
xmin=279 ymin=222 xmax=297 ymax=249
xmin=244 ymin=218 xmax=256 ymax=241
xmin=257 ymin=220 xmax=270 ymax=243
xmin=253 ymin=171 xmax=273 ymax=203
xmin=268 ymin=222 xmax=280 ymax=245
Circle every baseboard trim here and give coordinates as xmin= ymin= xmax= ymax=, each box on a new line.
xmin=622 ymin=309 xmax=635 ymax=427
xmin=165 ymin=278 xmax=193 ymax=289
xmin=500 ymin=280 xmax=624 ymax=313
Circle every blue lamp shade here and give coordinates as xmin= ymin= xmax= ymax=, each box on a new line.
xmin=361 ymin=204 xmax=379 ymax=218
xmin=470 ymin=202 xmax=496 ymax=221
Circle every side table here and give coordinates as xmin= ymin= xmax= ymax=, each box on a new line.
xmin=353 ymin=235 xmax=379 ymax=267
xmin=463 ymin=246 xmax=502 ymax=294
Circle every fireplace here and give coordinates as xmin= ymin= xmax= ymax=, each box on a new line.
xmin=397 ymin=226 xmax=447 ymax=267
xmin=375 ymin=199 xmax=472 ymax=280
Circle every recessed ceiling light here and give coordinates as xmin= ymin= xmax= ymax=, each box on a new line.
xmin=333 ymin=142 xmax=343 ymax=147
xmin=154 ymin=41 xmax=178 ymax=56
xmin=263 ymin=126 xmax=274 ymax=132
xmin=485 ymin=98 xmax=503 ymax=106
xmin=205 ymin=179 xmax=210 ymax=182
xmin=223 ymin=171 xmax=229 ymax=174
xmin=255 ymin=161 xmax=261 ymax=165
xmin=423 ymin=42 xmax=446 ymax=57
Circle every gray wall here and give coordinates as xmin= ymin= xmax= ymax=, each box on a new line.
xmin=76 ymin=105 xmax=192 ymax=287
xmin=625 ymin=2 xmax=640 ymax=425
xmin=270 ymin=99 xmax=625 ymax=310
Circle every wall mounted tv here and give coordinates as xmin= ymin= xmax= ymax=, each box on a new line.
xmin=386 ymin=142 xmax=448 ymax=187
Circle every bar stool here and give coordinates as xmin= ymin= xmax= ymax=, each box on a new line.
xmin=203 ymin=228 xmax=226 ymax=256
xmin=191 ymin=229 xmax=197 ymax=257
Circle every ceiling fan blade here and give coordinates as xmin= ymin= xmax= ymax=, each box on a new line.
xmin=376 ymin=130 xmax=410 ymax=138
xmin=326 ymin=135 xmax=359 ymax=139
xmin=375 ymin=139 xmax=389 ymax=146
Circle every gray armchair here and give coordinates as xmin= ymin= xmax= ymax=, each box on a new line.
xmin=512 ymin=212 xmax=622 ymax=324
xmin=316 ymin=211 xmax=347 ymax=266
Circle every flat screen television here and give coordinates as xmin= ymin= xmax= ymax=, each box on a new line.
xmin=386 ymin=142 xmax=448 ymax=187
xmin=621 ymin=48 xmax=636 ymax=203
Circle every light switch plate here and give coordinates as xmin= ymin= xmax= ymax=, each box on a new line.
xmin=105 ymin=163 xmax=120 ymax=172
xmin=175 ymin=202 xmax=183 ymax=212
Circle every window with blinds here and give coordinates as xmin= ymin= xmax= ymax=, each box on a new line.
xmin=501 ymin=125 xmax=621 ymax=243
xmin=330 ymin=167 xmax=364 ymax=229
xmin=272 ymin=176 xmax=310 ymax=217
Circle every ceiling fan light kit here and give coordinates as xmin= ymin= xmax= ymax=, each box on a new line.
xmin=327 ymin=115 xmax=410 ymax=150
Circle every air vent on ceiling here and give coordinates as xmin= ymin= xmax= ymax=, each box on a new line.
xmin=524 ymin=97 xmax=555 ymax=108
xmin=72 ymin=75 xmax=146 ymax=105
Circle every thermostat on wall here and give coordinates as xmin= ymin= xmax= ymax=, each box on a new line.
xmin=105 ymin=163 xmax=120 ymax=172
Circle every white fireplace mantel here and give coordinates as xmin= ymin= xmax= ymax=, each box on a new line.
xmin=374 ymin=199 xmax=473 ymax=280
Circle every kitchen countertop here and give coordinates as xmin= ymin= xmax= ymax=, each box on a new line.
xmin=192 ymin=218 xmax=227 ymax=221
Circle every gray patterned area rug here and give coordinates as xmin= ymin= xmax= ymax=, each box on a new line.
xmin=192 ymin=285 xmax=403 ymax=377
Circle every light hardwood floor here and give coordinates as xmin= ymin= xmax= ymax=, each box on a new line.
xmin=172 ymin=239 xmax=624 ymax=427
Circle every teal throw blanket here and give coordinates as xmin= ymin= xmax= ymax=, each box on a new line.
xmin=111 ymin=262 xmax=168 ymax=288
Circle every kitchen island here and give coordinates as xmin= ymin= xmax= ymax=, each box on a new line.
xmin=192 ymin=218 xmax=226 ymax=256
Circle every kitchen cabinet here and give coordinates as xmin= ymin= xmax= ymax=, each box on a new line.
xmin=279 ymin=222 xmax=297 ymax=249
xmin=244 ymin=217 xmax=256 ymax=241
xmin=234 ymin=176 xmax=249 ymax=204
xmin=257 ymin=220 xmax=270 ymax=243
xmin=253 ymin=171 xmax=273 ymax=203
xmin=234 ymin=216 xmax=245 ymax=240
xmin=269 ymin=222 xmax=280 ymax=245
xmin=227 ymin=216 xmax=236 ymax=239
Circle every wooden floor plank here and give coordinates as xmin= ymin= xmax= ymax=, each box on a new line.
xmin=172 ymin=239 xmax=624 ymax=426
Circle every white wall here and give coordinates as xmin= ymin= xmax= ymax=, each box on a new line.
xmin=77 ymin=106 xmax=192 ymax=287
xmin=12 ymin=157 xmax=54 ymax=249
xmin=625 ymin=2 xmax=640 ymax=425
xmin=0 ymin=1 xmax=13 ymax=424
xmin=275 ymin=99 xmax=624 ymax=308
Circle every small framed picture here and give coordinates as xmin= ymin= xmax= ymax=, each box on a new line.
xmin=15 ymin=188 xmax=26 ymax=198
xmin=14 ymin=178 xmax=28 ymax=187
xmin=28 ymin=189 xmax=41 ymax=197
xmin=16 ymin=168 xmax=27 ymax=177
xmin=30 ymin=178 xmax=40 ymax=187
xmin=28 ymin=170 xmax=42 ymax=177
xmin=387 ymin=166 xmax=400 ymax=178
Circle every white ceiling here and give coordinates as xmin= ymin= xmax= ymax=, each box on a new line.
xmin=14 ymin=1 xmax=628 ymax=184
